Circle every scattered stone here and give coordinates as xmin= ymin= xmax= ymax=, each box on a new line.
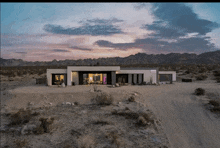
xmin=115 ymin=83 xmax=119 ymax=87
xmin=112 ymin=85 xmax=115 ymax=88
xmin=28 ymin=102 xmax=34 ymax=106
xmin=71 ymin=103 xmax=75 ymax=106
xmin=61 ymin=82 xmax=65 ymax=87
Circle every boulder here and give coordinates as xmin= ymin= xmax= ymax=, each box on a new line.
xmin=61 ymin=82 xmax=65 ymax=87
xmin=115 ymin=83 xmax=119 ymax=87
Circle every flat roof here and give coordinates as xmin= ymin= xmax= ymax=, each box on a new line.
xmin=67 ymin=66 xmax=120 ymax=71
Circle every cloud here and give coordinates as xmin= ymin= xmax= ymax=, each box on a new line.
xmin=79 ymin=17 xmax=124 ymax=25
xmin=52 ymin=49 xmax=70 ymax=52
xmin=95 ymin=35 xmax=217 ymax=54
xmin=43 ymin=18 xmax=124 ymax=36
xmin=69 ymin=46 xmax=92 ymax=51
xmin=15 ymin=51 xmax=27 ymax=54
xmin=140 ymin=3 xmax=219 ymax=38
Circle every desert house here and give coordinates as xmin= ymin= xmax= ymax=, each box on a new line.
xmin=46 ymin=66 xmax=176 ymax=86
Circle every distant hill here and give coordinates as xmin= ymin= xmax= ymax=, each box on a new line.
xmin=1 ymin=50 xmax=220 ymax=67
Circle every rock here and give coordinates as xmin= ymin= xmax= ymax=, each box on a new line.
xmin=61 ymin=82 xmax=65 ymax=87
xmin=28 ymin=102 xmax=34 ymax=106
xmin=62 ymin=102 xmax=71 ymax=105
xmin=112 ymin=85 xmax=115 ymax=88
xmin=115 ymin=83 xmax=119 ymax=87
xmin=66 ymin=102 xmax=71 ymax=105
xmin=21 ymin=124 xmax=37 ymax=135
xmin=71 ymin=103 xmax=75 ymax=106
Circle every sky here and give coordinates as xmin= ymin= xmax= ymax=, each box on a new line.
xmin=1 ymin=2 xmax=220 ymax=61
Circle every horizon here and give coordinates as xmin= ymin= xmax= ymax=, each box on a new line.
xmin=1 ymin=3 xmax=220 ymax=61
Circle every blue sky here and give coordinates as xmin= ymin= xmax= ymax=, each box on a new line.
xmin=1 ymin=3 xmax=220 ymax=61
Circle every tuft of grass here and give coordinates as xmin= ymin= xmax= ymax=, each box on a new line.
xmin=92 ymin=92 xmax=114 ymax=105
xmin=14 ymin=139 xmax=28 ymax=148
xmin=194 ymin=88 xmax=205 ymax=96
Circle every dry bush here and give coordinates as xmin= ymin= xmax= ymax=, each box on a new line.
xmin=128 ymin=95 xmax=135 ymax=102
xmin=92 ymin=92 xmax=114 ymax=105
xmin=14 ymin=139 xmax=28 ymax=148
xmin=34 ymin=117 xmax=54 ymax=134
xmin=209 ymin=100 xmax=220 ymax=107
xmin=210 ymin=107 xmax=220 ymax=112
xmin=111 ymin=110 xmax=154 ymax=127
xmin=194 ymin=88 xmax=205 ymax=96
xmin=8 ymin=109 xmax=39 ymax=126
xmin=195 ymin=74 xmax=208 ymax=80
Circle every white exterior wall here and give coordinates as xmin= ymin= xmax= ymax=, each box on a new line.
xmin=159 ymin=71 xmax=176 ymax=81
xmin=46 ymin=69 xmax=67 ymax=86
xmin=117 ymin=70 xmax=158 ymax=84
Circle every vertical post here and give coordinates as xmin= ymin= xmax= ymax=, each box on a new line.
xmin=111 ymin=71 xmax=116 ymax=85
xmin=128 ymin=74 xmax=132 ymax=84
xmin=133 ymin=74 xmax=137 ymax=84
xmin=138 ymin=74 xmax=142 ymax=84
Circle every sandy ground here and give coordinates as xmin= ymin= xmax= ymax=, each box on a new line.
xmin=1 ymin=78 xmax=220 ymax=148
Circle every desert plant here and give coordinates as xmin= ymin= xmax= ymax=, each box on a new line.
xmin=195 ymin=74 xmax=208 ymax=80
xmin=9 ymin=109 xmax=32 ymax=126
xmin=194 ymin=88 xmax=205 ymax=96
xmin=128 ymin=95 xmax=135 ymax=102
xmin=92 ymin=92 xmax=113 ymax=105
xmin=34 ymin=117 xmax=54 ymax=134
xmin=209 ymin=100 xmax=220 ymax=107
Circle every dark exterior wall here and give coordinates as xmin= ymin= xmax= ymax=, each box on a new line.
xmin=111 ymin=71 xmax=116 ymax=85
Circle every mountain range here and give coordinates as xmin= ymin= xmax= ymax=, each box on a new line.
xmin=1 ymin=50 xmax=220 ymax=67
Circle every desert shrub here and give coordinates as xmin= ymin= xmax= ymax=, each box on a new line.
xmin=34 ymin=117 xmax=54 ymax=134
xmin=213 ymin=70 xmax=220 ymax=77
xmin=92 ymin=92 xmax=113 ymax=105
xmin=194 ymin=88 xmax=205 ymax=96
xmin=14 ymin=139 xmax=28 ymax=148
xmin=209 ymin=100 xmax=220 ymax=107
xmin=74 ymin=101 xmax=79 ymax=105
xmin=9 ymin=109 xmax=32 ymax=126
xmin=184 ymin=70 xmax=190 ymax=74
xmin=216 ymin=77 xmax=220 ymax=83
xmin=128 ymin=95 xmax=135 ymax=102
xmin=210 ymin=107 xmax=220 ymax=112
xmin=195 ymin=74 xmax=208 ymax=80
xmin=111 ymin=110 xmax=153 ymax=126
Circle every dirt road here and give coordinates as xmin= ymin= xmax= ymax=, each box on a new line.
xmin=143 ymin=82 xmax=220 ymax=148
